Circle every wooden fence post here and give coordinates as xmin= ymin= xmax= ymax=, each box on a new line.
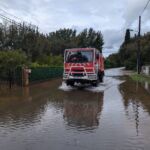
xmin=22 ymin=66 xmax=31 ymax=86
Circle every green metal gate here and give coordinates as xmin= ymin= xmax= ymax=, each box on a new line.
xmin=29 ymin=67 xmax=63 ymax=82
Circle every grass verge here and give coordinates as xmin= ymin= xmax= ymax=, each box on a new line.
xmin=130 ymin=73 xmax=150 ymax=84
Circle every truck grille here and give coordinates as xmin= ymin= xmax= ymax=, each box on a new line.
xmin=72 ymin=69 xmax=84 ymax=72
xmin=73 ymin=73 xmax=84 ymax=77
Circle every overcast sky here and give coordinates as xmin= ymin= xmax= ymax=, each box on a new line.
xmin=0 ymin=0 xmax=150 ymax=56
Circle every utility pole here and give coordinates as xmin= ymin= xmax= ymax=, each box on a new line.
xmin=137 ymin=16 xmax=141 ymax=74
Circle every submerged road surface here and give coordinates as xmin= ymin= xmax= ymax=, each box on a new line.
xmin=0 ymin=68 xmax=150 ymax=150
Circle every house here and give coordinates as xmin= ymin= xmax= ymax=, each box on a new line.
xmin=141 ymin=65 xmax=150 ymax=76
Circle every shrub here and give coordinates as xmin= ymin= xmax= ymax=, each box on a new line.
xmin=0 ymin=50 xmax=27 ymax=78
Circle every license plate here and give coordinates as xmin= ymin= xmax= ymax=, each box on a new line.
xmin=75 ymin=77 xmax=81 ymax=79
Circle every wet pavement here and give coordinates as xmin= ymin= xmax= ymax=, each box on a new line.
xmin=0 ymin=68 xmax=150 ymax=150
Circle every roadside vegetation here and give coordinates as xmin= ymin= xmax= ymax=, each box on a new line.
xmin=0 ymin=50 xmax=27 ymax=79
xmin=130 ymin=73 xmax=150 ymax=84
xmin=105 ymin=53 xmax=121 ymax=68
xmin=105 ymin=29 xmax=150 ymax=69
xmin=0 ymin=21 xmax=104 ymax=80
xmin=0 ymin=22 xmax=103 ymax=66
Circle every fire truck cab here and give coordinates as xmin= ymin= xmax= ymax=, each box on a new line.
xmin=63 ymin=48 xmax=104 ymax=86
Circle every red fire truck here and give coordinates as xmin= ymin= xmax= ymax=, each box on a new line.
xmin=63 ymin=48 xmax=104 ymax=86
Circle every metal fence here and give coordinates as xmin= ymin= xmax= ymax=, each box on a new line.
xmin=0 ymin=67 xmax=22 ymax=87
xmin=29 ymin=67 xmax=63 ymax=82
xmin=0 ymin=67 xmax=63 ymax=87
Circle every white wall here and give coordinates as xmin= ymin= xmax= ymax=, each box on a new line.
xmin=142 ymin=66 xmax=150 ymax=76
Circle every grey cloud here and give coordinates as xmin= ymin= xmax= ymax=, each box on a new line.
xmin=103 ymin=29 xmax=124 ymax=47
xmin=124 ymin=0 xmax=150 ymax=28
xmin=0 ymin=0 xmax=150 ymax=56
xmin=102 ymin=29 xmax=125 ymax=56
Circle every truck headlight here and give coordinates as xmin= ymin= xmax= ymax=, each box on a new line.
xmin=63 ymin=74 xmax=68 ymax=78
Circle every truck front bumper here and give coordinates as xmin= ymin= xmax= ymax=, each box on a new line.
xmin=63 ymin=73 xmax=97 ymax=81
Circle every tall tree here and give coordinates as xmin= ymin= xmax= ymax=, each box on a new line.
xmin=78 ymin=28 xmax=104 ymax=52
xmin=124 ymin=29 xmax=131 ymax=44
xmin=0 ymin=19 xmax=104 ymax=62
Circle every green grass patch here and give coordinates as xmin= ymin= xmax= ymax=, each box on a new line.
xmin=130 ymin=73 xmax=150 ymax=84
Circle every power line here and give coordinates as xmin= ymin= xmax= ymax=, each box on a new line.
xmin=0 ymin=13 xmax=38 ymax=31
xmin=0 ymin=14 xmax=20 ymax=26
xmin=0 ymin=8 xmax=37 ymax=29
xmin=0 ymin=8 xmax=23 ymax=22
xmin=127 ymin=0 xmax=150 ymax=29
xmin=141 ymin=0 xmax=150 ymax=15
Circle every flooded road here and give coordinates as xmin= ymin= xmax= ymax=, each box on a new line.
xmin=0 ymin=68 xmax=150 ymax=150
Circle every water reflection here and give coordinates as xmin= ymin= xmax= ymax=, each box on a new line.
xmin=1 ymin=74 xmax=150 ymax=150
xmin=119 ymin=78 xmax=150 ymax=136
xmin=0 ymin=79 xmax=103 ymax=133
xmin=120 ymin=78 xmax=150 ymax=115
xmin=63 ymin=91 xmax=103 ymax=131
xmin=0 ymin=80 xmax=64 ymax=128
xmin=143 ymin=81 xmax=150 ymax=94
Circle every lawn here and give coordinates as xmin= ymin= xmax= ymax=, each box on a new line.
xmin=130 ymin=73 xmax=150 ymax=84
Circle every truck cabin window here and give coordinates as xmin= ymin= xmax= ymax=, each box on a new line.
xmin=66 ymin=51 xmax=93 ymax=63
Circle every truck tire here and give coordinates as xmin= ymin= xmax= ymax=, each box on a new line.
xmin=91 ymin=81 xmax=98 ymax=87
xmin=66 ymin=81 xmax=74 ymax=86
xmin=98 ymin=71 xmax=104 ymax=83
xmin=91 ymin=74 xmax=99 ymax=87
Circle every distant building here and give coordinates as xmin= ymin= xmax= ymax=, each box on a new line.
xmin=141 ymin=65 xmax=150 ymax=76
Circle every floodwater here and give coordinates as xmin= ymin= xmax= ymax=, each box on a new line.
xmin=0 ymin=68 xmax=150 ymax=150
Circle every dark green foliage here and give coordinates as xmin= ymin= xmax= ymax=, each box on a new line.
xmin=77 ymin=28 xmax=104 ymax=52
xmin=35 ymin=55 xmax=63 ymax=67
xmin=0 ymin=21 xmax=104 ymax=84
xmin=104 ymin=59 xmax=112 ymax=68
xmin=0 ymin=50 xmax=27 ymax=83
xmin=48 ymin=28 xmax=78 ymax=55
xmin=117 ymin=32 xmax=150 ymax=70
xmin=105 ymin=53 xmax=121 ymax=68
xmin=124 ymin=29 xmax=131 ymax=44
xmin=0 ymin=50 xmax=27 ymax=71
xmin=106 ymin=31 xmax=150 ymax=70
xmin=0 ymin=21 xmax=104 ymax=82
xmin=0 ymin=22 xmax=104 ymax=61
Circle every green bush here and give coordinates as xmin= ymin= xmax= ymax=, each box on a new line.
xmin=36 ymin=55 xmax=63 ymax=67
xmin=0 ymin=50 xmax=27 ymax=78
xmin=0 ymin=50 xmax=27 ymax=69
xmin=30 ymin=62 xmax=49 ymax=68
xmin=130 ymin=73 xmax=150 ymax=84
xmin=125 ymin=61 xmax=136 ymax=70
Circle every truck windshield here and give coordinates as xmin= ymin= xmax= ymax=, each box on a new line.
xmin=66 ymin=51 xmax=93 ymax=63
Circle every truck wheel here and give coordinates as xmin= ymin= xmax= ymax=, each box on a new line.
xmin=91 ymin=81 xmax=98 ymax=87
xmin=99 ymin=71 xmax=104 ymax=83
xmin=99 ymin=75 xmax=103 ymax=83
xmin=91 ymin=82 xmax=97 ymax=87
xmin=91 ymin=77 xmax=99 ymax=87
xmin=66 ymin=81 xmax=74 ymax=86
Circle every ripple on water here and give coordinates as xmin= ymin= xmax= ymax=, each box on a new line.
xmin=59 ymin=76 xmax=125 ymax=93
xmin=0 ymin=68 xmax=150 ymax=150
